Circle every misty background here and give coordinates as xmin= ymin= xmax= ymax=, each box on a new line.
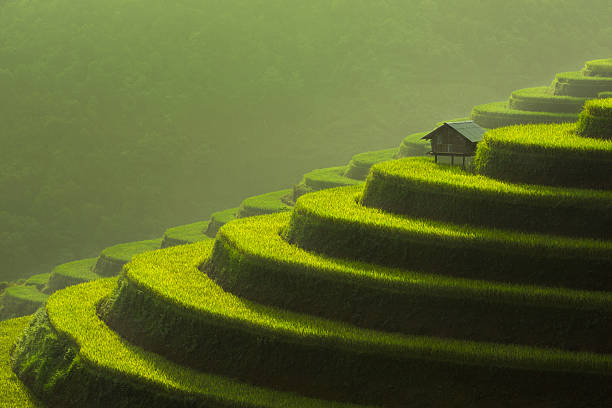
xmin=1 ymin=0 xmax=611 ymax=281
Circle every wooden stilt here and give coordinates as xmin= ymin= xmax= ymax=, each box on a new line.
xmin=451 ymin=155 xmax=454 ymax=166
xmin=435 ymin=154 xmax=437 ymax=163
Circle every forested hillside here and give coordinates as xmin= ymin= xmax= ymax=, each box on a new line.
xmin=1 ymin=0 xmax=611 ymax=281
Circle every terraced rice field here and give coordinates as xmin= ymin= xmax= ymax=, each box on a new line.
xmin=4 ymin=57 xmax=612 ymax=406
xmin=471 ymin=59 xmax=612 ymax=129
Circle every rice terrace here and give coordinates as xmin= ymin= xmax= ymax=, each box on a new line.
xmin=0 ymin=53 xmax=610 ymax=407
xmin=1 ymin=1 xmax=612 ymax=406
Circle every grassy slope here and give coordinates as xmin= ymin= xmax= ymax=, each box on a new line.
xmin=161 ymin=220 xmax=212 ymax=248
xmin=359 ymin=157 xmax=612 ymax=238
xmin=12 ymin=278 xmax=370 ymax=408
xmin=0 ymin=286 xmax=48 ymax=321
xmin=207 ymin=212 xmax=612 ymax=351
xmin=44 ymin=257 xmax=99 ymax=294
xmin=96 ymin=241 xmax=612 ymax=406
xmin=474 ymin=122 xmax=612 ymax=188
xmin=237 ymin=189 xmax=293 ymax=218
xmin=0 ymin=316 xmax=41 ymax=407
xmin=285 ymin=185 xmax=611 ymax=291
xmin=93 ymin=238 xmax=162 ymax=276
xmin=471 ymin=101 xmax=578 ymax=128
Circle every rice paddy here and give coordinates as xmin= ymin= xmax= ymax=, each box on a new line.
xmin=10 ymin=278 xmax=370 ymax=408
xmin=207 ymin=212 xmax=612 ymax=350
xmin=577 ymin=98 xmax=612 ymax=139
xmin=7 ymin=56 xmax=612 ymax=406
xmin=236 ymin=189 xmax=293 ymax=218
xmin=92 ymin=238 xmax=162 ymax=276
xmin=161 ymin=220 xmax=212 ymax=248
xmin=285 ymin=185 xmax=612 ymax=291
xmin=583 ymin=58 xmax=612 ymax=77
xmin=205 ymin=206 xmax=239 ymax=237
xmin=474 ymin=122 xmax=612 ymax=188
xmin=552 ymin=71 xmax=612 ymax=97
xmin=360 ymin=157 xmax=612 ymax=238
xmin=470 ymin=101 xmax=578 ymax=129
xmin=43 ymin=257 xmax=100 ymax=294
xmin=508 ymin=86 xmax=588 ymax=113
xmin=0 ymin=316 xmax=41 ymax=407
xmin=343 ymin=148 xmax=399 ymax=180
xmin=0 ymin=286 xmax=48 ymax=321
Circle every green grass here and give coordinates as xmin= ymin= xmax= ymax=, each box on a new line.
xmin=599 ymin=91 xmax=612 ymax=98
xmin=24 ymin=273 xmax=50 ymax=290
xmin=343 ymin=148 xmax=399 ymax=180
xmin=0 ymin=286 xmax=48 ymax=320
xmin=474 ymin=122 xmax=612 ymax=188
xmin=552 ymin=71 xmax=612 ymax=97
xmin=161 ymin=220 xmax=212 ymax=248
xmin=284 ymin=185 xmax=612 ymax=291
xmin=293 ymin=166 xmax=363 ymax=201
xmin=302 ymin=166 xmax=364 ymax=190
xmin=359 ymin=157 xmax=612 ymax=239
xmin=204 ymin=206 xmax=239 ymax=238
xmin=44 ymin=257 xmax=100 ymax=294
xmin=397 ymin=131 xmax=430 ymax=158
xmin=583 ymin=58 xmax=612 ymax=77
xmin=577 ymin=98 xmax=612 ymax=139
xmin=92 ymin=238 xmax=162 ymax=277
xmin=207 ymin=212 xmax=612 ymax=351
xmin=508 ymin=86 xmax=588 ymax=113
xmin=98 ymin=242 xmax=612 ymax=406
xmin=11 ymin=278 xmax=372 ymax=408
xmin=236 ymin=189 xmax=293 ymax=218
xmin=0 ymin=316 xmax=41 ymax=407
xmin=470 ymin=101 xmax=578 ymax=129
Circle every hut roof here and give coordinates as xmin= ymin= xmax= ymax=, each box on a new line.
xmin=421 ymin=121 xmax=486 ymax=143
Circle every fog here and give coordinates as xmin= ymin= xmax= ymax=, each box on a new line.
xmin=1 ymin=0 xmax=611 ymax=281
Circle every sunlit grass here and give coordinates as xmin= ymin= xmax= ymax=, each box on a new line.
xmin=302 ymin=166 xmax=364 ymax=190
xmin=471 ymin=101 xmax=578 ymax=128
xmin=213 ymin=212 xmax=612 ymax=311
xmin=552 ymin=71 xmax=612 ymax=97
xmin=3 ymin=286 xmax=48 ymax=304
xmin=474 ymin=122 xmax=612 ymax=188
xmin=41 ymin=277 xmax=369 ymax=408
xmin=44 ymin=257 xmax=99 ymax=294
xmin=24 ymin=273 xmax=50 ymax=289
xmin=367 ymin=156 xmax=611 ymax=203
xmin=98 ymin=238 xmax=162 ymax=261
xmin=293 ymin=165 xmax=364 ymax=201
xmin=509 ymin=86 xmax=587 ymax=113
xmin=237 ymin=189 xmax=293 ymax=218
xmin=477 ymin=122 xmax=612 ymax=153
xmin=583 ymin=98 xmax=612 ymax=117
xmin=93 ymin=238 xmax=162 ymax=276
xmin=161 ymin=220 xmax=212 ymax=248
xmin=107 ymin=241 xmax=612 ymax=374
xmin=0 ymin=316 xmax=41 ymax=407
xmin=583 ymin=58 xmax=612 ymax=77
xmin=0 ymin=286 xmax=48 ymax=320
xmin=290 ymin=184 xmax=612 ymax=255
xmin=577 ymin=98 xmax=612 ymax=139
xmin=285 ymin=184 xmax=611 ymax=290
xmin=343 ymin=147 xmax=398 ymax=180
xmin=397 ymin=131 xmax=430 ymax=158
xmin=205 ymin=206 xmax=239 ymax=237
xmin=360 ymin=157 xmax=612 ymax=238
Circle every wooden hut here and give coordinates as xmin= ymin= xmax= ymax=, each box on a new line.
xmin=421 ymin=121 xmax=485 ymax=166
